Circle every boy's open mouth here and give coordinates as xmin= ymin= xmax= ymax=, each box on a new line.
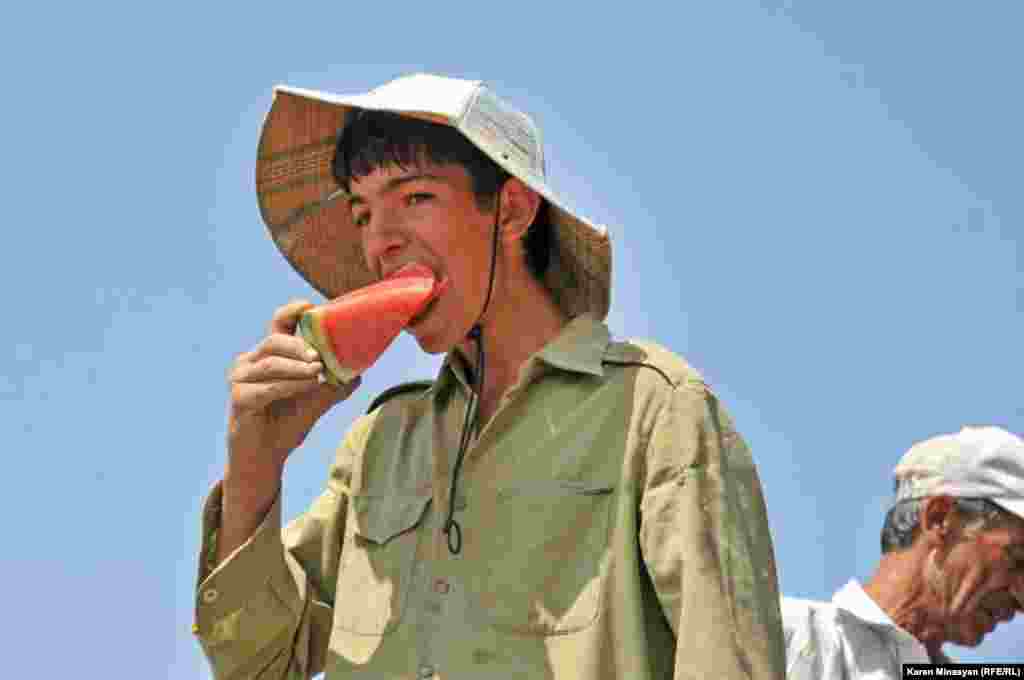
xmin=406 ymin=275 xmax=448 ymax=327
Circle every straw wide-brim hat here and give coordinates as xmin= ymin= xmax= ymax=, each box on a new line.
xmin=255 ymin=73 xmax=612 ymax=320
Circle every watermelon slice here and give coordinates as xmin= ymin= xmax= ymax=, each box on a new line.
xmin=296 ymin=262 xmax=444 ymax=384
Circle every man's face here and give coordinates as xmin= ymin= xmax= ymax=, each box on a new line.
xmin=925 ymin=510 xmax=1024 ymax=647
xmin=348 ymin=161 xmax=497 ymax=355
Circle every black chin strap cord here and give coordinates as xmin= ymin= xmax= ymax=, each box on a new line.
xmin=443 ymin=201 xmax=502 ymax=555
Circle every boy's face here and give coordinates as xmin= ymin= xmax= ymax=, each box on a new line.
xmin=348 ymin=160 xmax=498 ymax=354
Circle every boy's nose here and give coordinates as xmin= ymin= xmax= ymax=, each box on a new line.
xmin=362 ymin=215 xmax=406 ymax=277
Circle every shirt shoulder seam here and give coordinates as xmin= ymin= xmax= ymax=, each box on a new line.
xmin=365 ymin=379 xmax=434 ymax=414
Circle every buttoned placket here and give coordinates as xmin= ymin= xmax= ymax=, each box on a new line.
xmin=415 ymin=361 xmax=538 ymax=678
xmin=414 ymin=379 xmax=471 ymax=679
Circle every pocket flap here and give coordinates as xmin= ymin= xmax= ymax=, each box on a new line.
xmin=498 ymin=481 xmax=616 ymax=499
xmin=351 ymin=494 xmax=431 ymax=545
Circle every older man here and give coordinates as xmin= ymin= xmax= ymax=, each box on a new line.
xmin=783 ymin=426 xmax=1024 ymax=678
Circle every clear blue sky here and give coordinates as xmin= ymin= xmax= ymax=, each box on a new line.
xmin=2 ymin=1 xmax=1020 ymax=676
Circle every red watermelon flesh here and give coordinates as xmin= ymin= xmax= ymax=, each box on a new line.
xmin=297 ymin=262 xmax=445 ymax=384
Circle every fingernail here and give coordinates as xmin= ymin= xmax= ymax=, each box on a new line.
xmin=305 ymin=349 xmax=319 ymax=362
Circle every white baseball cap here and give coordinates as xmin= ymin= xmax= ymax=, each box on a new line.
xmin=893 ymin=426 xmax=1024 ymax=521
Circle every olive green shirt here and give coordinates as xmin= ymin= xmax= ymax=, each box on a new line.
xmin=194 ymin=315 xmax=785 ymax=679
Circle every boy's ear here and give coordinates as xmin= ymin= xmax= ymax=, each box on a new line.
xmin=498 ymin=178 xmax=542 ymax=243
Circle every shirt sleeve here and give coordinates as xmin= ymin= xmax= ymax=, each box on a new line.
xmin=193 ymin=430 xmax=359 ymax=679
xmin=639 ymin=383 xmax=787 ymax=680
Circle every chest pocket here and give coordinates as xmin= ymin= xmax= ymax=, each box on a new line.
xmin=471 ymin=482 xmax=617 ymax=636
xmin=333 ymin=493 xmax=431 ymax=635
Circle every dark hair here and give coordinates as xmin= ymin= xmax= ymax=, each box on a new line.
xmin=333 ymin=110 xmax=551 ymax=280
xmin=880 ymin=497 xmax=1009 ymax=554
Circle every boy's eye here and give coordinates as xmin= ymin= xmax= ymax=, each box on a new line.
xmin=407 ymin=192 xmax=434 ymax=206
xmin=1005 ymin=544 xmax=1024 ymax=570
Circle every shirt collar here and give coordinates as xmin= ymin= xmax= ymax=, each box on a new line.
xmin=533 ymin=314 xmax=610 ymax=377
xmin=428 ymin=314 xmax=611 ymax=399
xmin=832 ymin=579 xmax=896 ymax=628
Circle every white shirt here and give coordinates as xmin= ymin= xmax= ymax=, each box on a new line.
xmin=782 ymin=580 xmax=947 ymax=679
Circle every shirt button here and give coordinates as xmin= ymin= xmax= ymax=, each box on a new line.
xmin=418 ymin=664 xmax=434 ymax=678
xmin=433 ymin=578 xmax=450 ymax=594
xmin=201 ymin=588 xmax=219 ymax=604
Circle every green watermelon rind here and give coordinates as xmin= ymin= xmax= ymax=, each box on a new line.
xmin=296 ymin=313 xmax=358 ymax=385
xmin=294 ymin=263 xmax=438 ymax=385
